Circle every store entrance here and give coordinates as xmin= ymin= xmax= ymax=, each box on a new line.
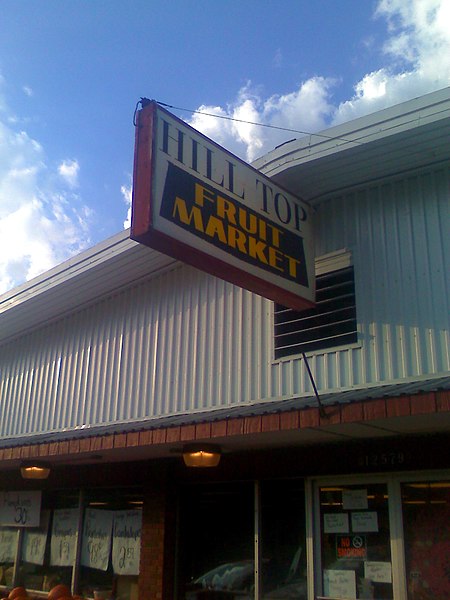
xmin=316 ymin=482 xmax=393 ymax=599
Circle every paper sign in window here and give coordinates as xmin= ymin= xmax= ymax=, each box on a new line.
xmin=342 ymin=489 xmax=368 ymax=510
xmin=0 ymin=491 xmax=42 ymax=527
xmin=51 ymin=508 xmax=79 ymax=566
xmin=324 ymin=569 xmax=356 ymax=599
xmin=112 ymin=510 xmax=142 ymax=575
xmin=351 ymin=511 xmax=379 ymax=532
xmin=0 ymin=527 xmax=18 ymax=563
xmin=365 ymin=561 xmax=392 ymax=583
xmin=80 ymin=508 xmax=113 ymax=572
xmin=22 ymin=510 xmax=50 ymax=565
xmin=324 ymin=513 xmax=349 ymax=533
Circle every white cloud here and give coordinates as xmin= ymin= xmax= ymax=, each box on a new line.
xmin=121 ymin=183 xmax=132 ymax=229
xmin=58 ymin=158 xmax=80 ymax=188
xmin=188 ymin=0 xmax=450 ymax=161
xmin=0 ymin=91 xmax=91 ymax=295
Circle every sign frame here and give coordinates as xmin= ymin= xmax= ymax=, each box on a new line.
xmin=131 ymin=100 xmax=315 ymax=311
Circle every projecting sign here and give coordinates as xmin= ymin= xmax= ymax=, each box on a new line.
xmin=131 ymin=100 xmax=315 ymax=311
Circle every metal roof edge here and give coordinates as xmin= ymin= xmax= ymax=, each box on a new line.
xmin=0 ymin=229 xmax=132 ymax=312
xmin=253 ymin=87 xmax=450 ymax=174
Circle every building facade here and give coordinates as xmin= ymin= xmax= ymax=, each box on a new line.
xmin=0 ymin=89 xmax=449 ymax=600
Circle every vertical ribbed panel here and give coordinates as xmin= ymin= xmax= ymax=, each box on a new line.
xmin=0 ymin=166 xmax=448 ymax=438
xmin=276 ymin=165 xmax=450 ymax=393
xmin=0 ymin=265 xmax=271 ymax=436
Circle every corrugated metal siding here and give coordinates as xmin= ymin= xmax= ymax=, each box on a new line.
xmin=0 ymin=266 xmax=272 ymax=437
xmin=272 ymin=165 xmax=450 ymax=393
xmin=0 ymin=166 xmax=448 ymax=438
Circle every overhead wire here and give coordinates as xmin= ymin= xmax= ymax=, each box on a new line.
xmin=133 ymin=97 xmax=362 ymax=145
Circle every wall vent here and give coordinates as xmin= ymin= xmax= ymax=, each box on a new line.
xmin=274 ymin=266 xmax=357 ymax=358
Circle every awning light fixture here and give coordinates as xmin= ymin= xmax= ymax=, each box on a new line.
xmin=20 ymin=461 xmax=51 ymax=480
xmin=182 ymin=444 xmax=221 ymax=468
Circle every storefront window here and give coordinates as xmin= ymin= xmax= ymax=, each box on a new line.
xmin=1 ymin=487 xmax=142 ymax=599
xmin=179 ymin=482 xmax=254 ymax=599
xmin=402 ymin=480 xmax=450 ymax=600
xmin=78 ymin=488 xmax=142 ymax=600
xmin=19 ymin=490 xmax=77 ymax=593
xmin=178 ymin=480 xmax=308 ymax=600
xmin=260 ymin=479 xmax=307 ymax=599
xmin=318 ymin=483 xmax=393 ymax=599
xmin=0 ymin=527 xmax=19 ymax=588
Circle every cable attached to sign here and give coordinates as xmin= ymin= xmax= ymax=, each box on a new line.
xmin=302 ymin=352 xmax=327 ymax=419
xmin=133 ymin=97 xmax=362 ymax=145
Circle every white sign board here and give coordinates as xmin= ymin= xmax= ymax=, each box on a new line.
xmin=81 ymin=508 xmax=113 ymax=572
xmin=51 ymin=508 xmax=79 ymax=566
xmin=365 ymin=561 xmax=392 ymax=583
xmin=324 ymin=513 xmax=349 ymax=534
xmin=112 ymin=510 xmax=142 ymax=575
xmin=131 ymin=101 xmax=315 ymax=311
xmin=324 ymin=569 xmax=357 ymax=599
xmin=22 ymin=510 xmax=50 ymax=565
xmin=351 ymin=511 xmax=379 ymax=533
xmin=0 ymin=491 xmax=42 ymax=527
xmin=0 ymin=527 xmax=18 ymax=563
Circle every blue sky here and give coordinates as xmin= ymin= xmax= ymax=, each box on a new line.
xmin=0 ymin=0 xmax=449 ymax=294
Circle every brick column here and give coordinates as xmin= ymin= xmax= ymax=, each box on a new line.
xmin=139 ymin=489 xmax=173 ymax=600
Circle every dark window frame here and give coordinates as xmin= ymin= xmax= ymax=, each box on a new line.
xmin=274 ymin=265 xmax=357 ymax=359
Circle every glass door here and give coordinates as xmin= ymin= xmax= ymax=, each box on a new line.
xmin=315 ymin=481 xmax=393 ymax=599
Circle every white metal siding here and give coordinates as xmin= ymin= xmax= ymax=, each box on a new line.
xmin=0 ymin=166 xmax=448 ymax=438
xmin=0 ymin=266 xmax=271 ymax=436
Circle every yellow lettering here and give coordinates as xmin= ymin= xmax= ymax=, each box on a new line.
xmin=172 ymin=197 xmax=204 ymax=232
xmin=258 ymin=219 xmax=267 ymax=242
xmin=268 ymin=247 xmax=284 ymax=272
xmin=286 ymin=255 xmax=301 ymax=278
xmin=238 ymin=208 xmax=257 ymax=235
xmin=248 ymin=237 xmax=268 ymax=264
xmin=205 ymin=216 xmax=227 ymax=244
xmin=228 ymin=226 xmax=247 ymax=253
xmin=217 ymin=195 xmax=237 ymax=224
xmin=195 ymin=183 xmax=215 ymax=207
xmin=268 ymin=224 xmax=283 ymax=248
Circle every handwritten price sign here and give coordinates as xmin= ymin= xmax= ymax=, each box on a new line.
xmin=0 ymin=491 xmax=42 ymax=527
xmin=112 ymin=510 xmax=142 ymax=575
xmin=80 ymin=509 xmax=113 ymax=571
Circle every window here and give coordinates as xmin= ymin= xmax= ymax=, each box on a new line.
xmin=178 ymin=480 xmax=307 ymax=599
xmin=274 ymin=251 xmax=357 ymax=358
xmin=0 ymin=487 xmax=142 ymax=600
xmin=401 ymin=480 xmax=450 ymax=599
xmin=178 ymin=482 xmax=254 ymax=598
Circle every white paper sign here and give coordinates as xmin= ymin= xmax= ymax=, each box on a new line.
xmin=81 ymin=509 xmax=113 ymax=572
xmin=0 ymin=491 xmax=42 ymax=527
xmin=351 ymin=511 xmax=379 ymax=532
xmin=0 ymin=527 xmax=18 ymax=562
xmin=324 ymin=513 xmax=349 ymax=533
xmin=112 ymin=510 xmax=142 ymax=575
xmin=51 ymin=508 xmax=79 ymax=566
xmin=324 ymin=569 xmax=356 ymax=599
xmin=342 ymin=489 xmax=368 ymax=510
xmin=365 ymin=561 xmax=392 ymax=583
xmin=22 ymin=510 xmax=50 ymax=565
